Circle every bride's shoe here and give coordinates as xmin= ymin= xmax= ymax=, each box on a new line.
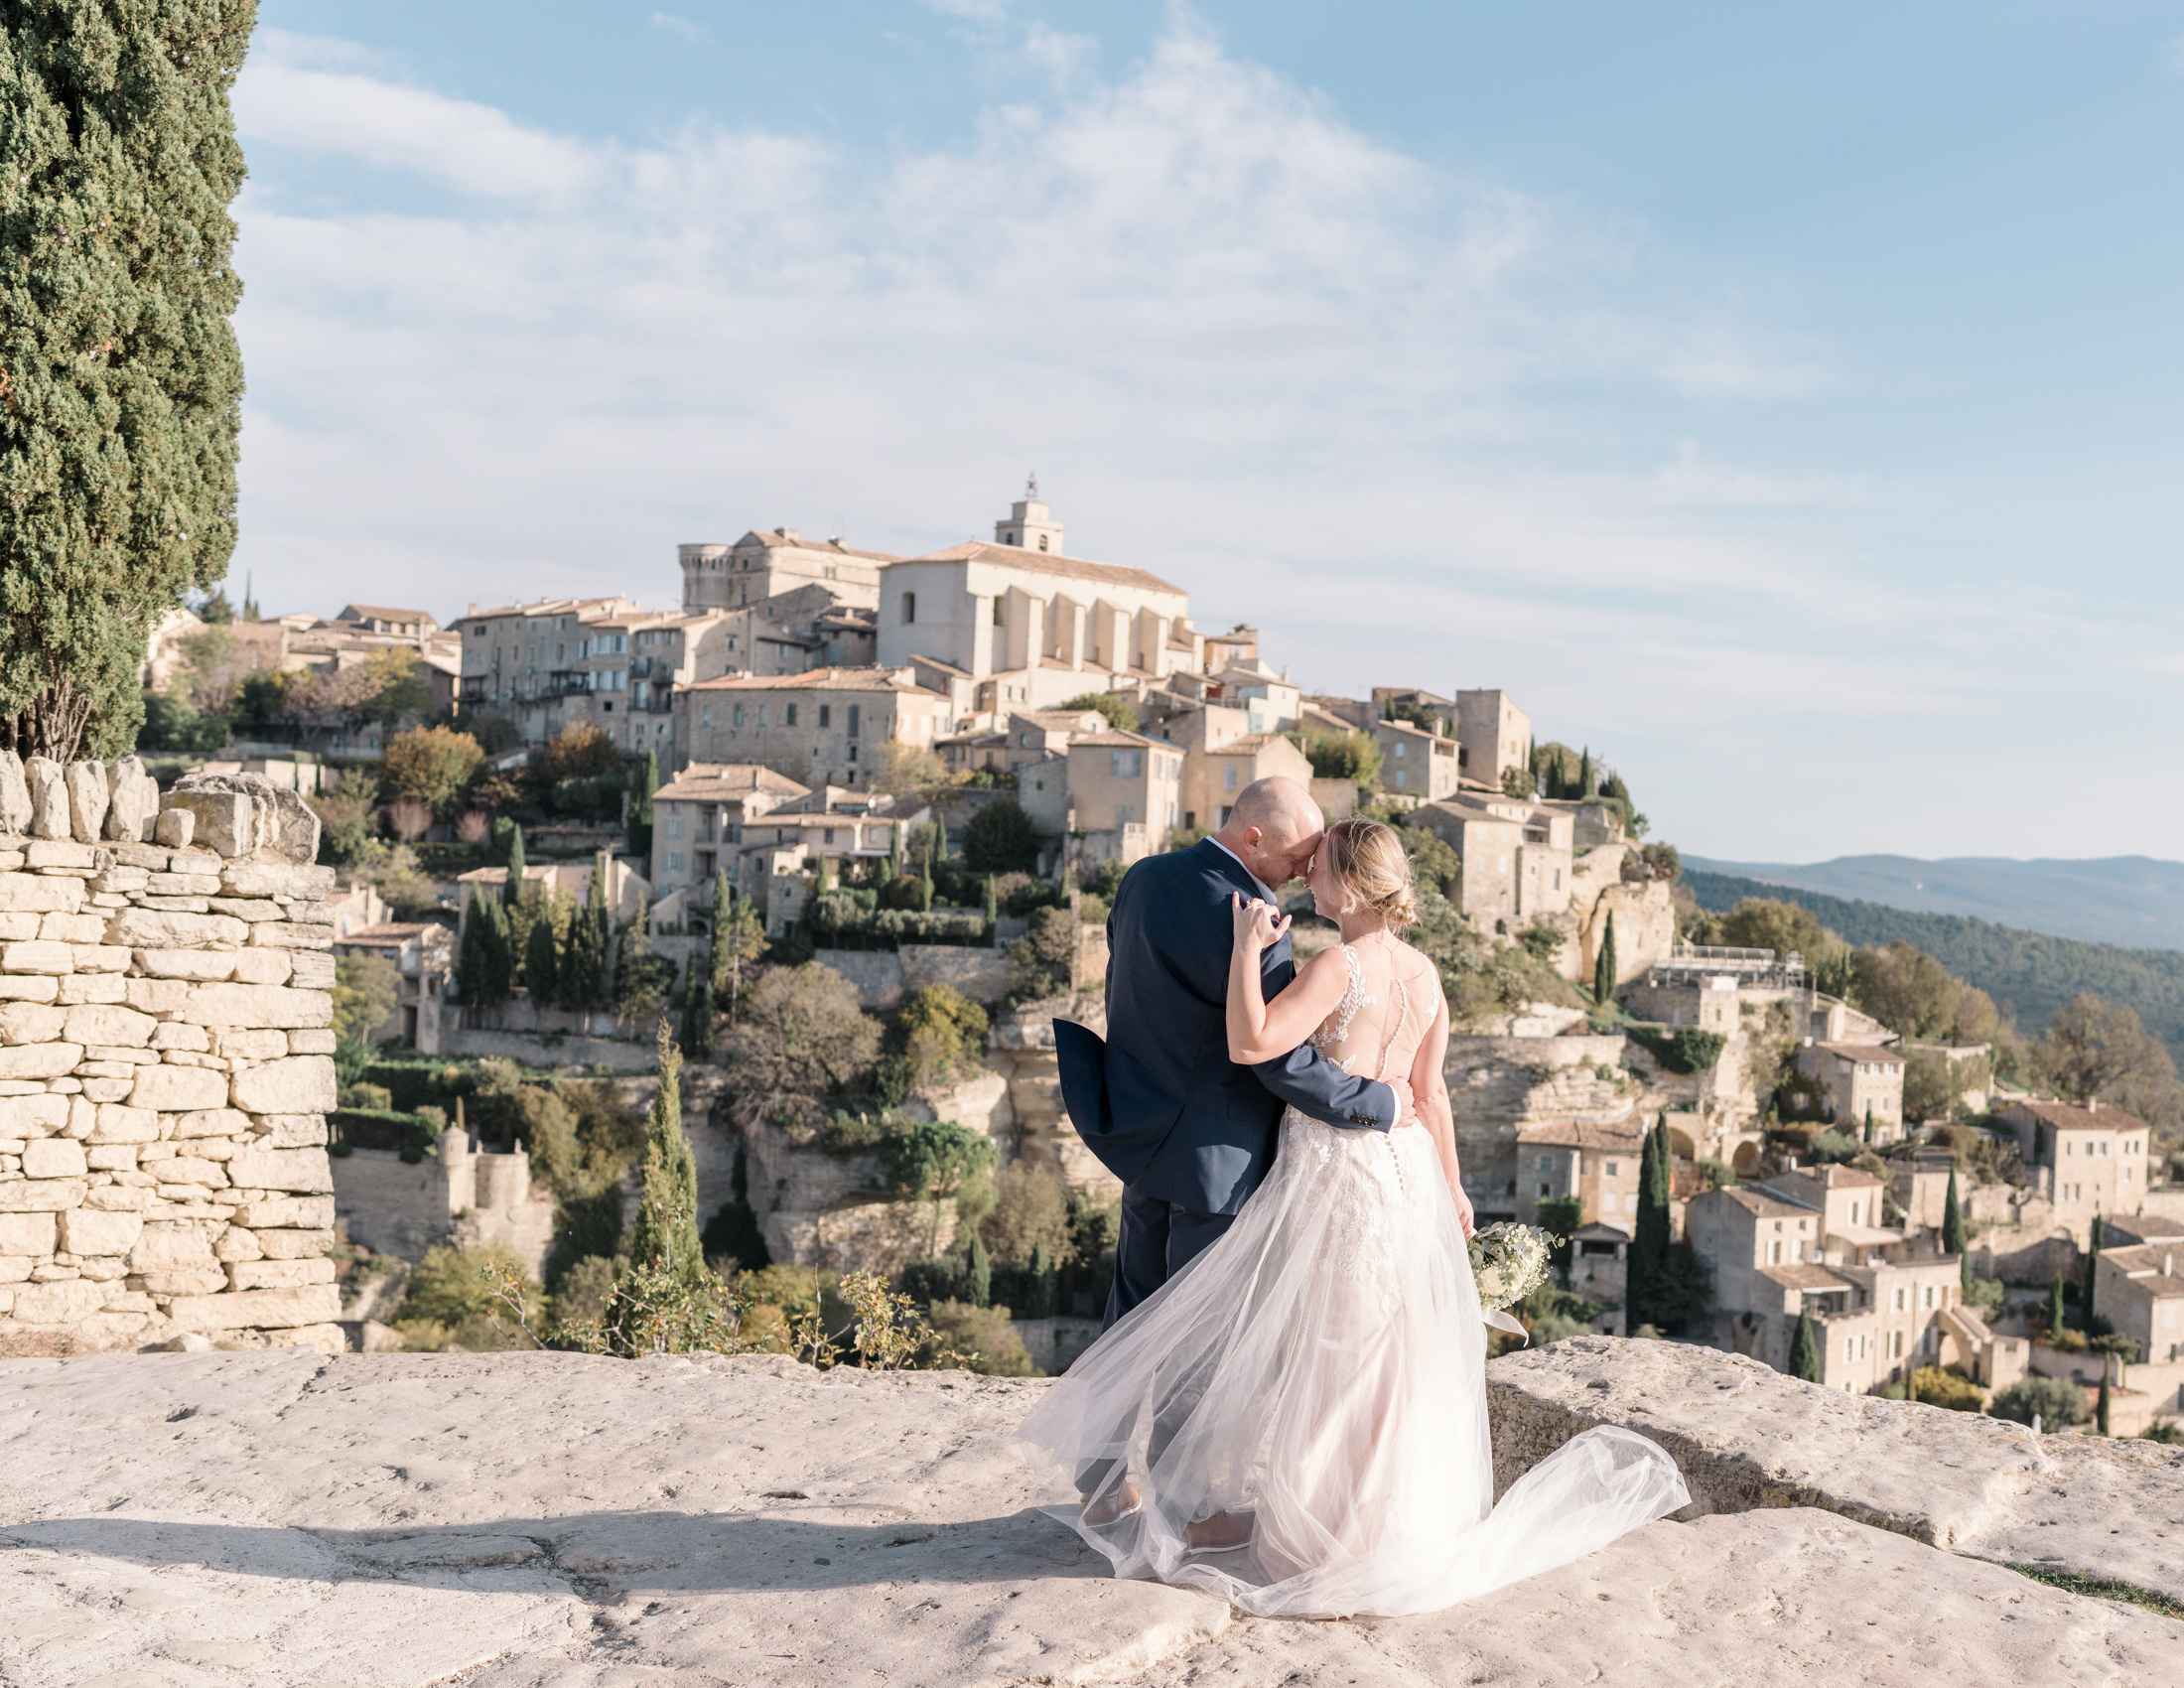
xmin=1183 ymin=1508 xmax=1255 ymax=1551
xmin=1080 ymin=1479 xmax=1143 ymax=1529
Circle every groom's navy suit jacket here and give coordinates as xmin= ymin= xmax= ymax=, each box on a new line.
xmin=1055 ymin=838 xmax=1396 ymax=1215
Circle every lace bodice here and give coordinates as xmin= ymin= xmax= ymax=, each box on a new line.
xmin=1306 ymin=942 xmax=1414 ymax=1081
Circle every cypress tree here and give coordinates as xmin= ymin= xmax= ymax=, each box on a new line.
xmin=984 ymin=874 xmax=998 ymax=925
xmin=2097 ymin=1358 xmax=2112 ymax=1436
xmin=1025 ymin=1239 xmax=1055 ymax=1318
xmin=523 ymin=891 xmax=561 ymax=1005
xmin=1593 ymin=911 xmax=1617 ymax=1005
xmin=627 ymin=747 xmax=658 ymax=856
xmin=2047 ymin=1271 xmax=2067 ymax=1340
xmin=617 ymin=1025 xmax=706 ymax=1290
xmin=2083 ymin=1214 xmax=2103 ymax=1322
xmin=503 ymin=825 xmax=525 ymax=907
xmin=1578 ymin=747 xmax=1593 ymax=798
xmin=0 ymin=6 xmax=252 ymax=757
xmin=680 ymin=967 xmax=715 ymax=1060
xmin=918 ymin=831 xmax=935 ymax=914
xmin=459 ymin=888 xmax=493 ymax=1010
xmin=1942 ymin=1169 xmax=1966 ymax=1257
xmin=558 ymin=859 xmax=609 ymax=1013
xmin=1787 ymin=1309 xmax=1821 ymax=1382
xmin=965 ymin=1232 xmax=992 ymax=1309
xmin=1629 ymin=1116 xmax=1672 ymax=1330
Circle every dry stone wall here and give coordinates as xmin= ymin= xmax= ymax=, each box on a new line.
xmin=0 ymin=757 xmax=340 ymax=1356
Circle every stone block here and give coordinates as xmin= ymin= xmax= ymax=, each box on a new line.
xmin=146 ymin=871 xmax=223 ymax=895
xmin=231 ymin=949 xmax=293 ymax=985
xmin=1 ymin=940 xmax=75 ymax=975
xmin=25 ymin=838 xmax=97 ymax=870
xmin=105 ymin=907 xmax=249 ymax=950
xmin=90 ymin=1104 xmax=160 ymax=1144
xmin=24 ymin=757 xmax=68 ymax=838
xmin=162 ymin=1156 xmax=229 ymax=1188
xmin=103 ymin=755 xmax=159 ymax=843
xmin=254 ymin=1226 xmax=338 ymax=1259
xmin=230 ymin=1195 xmax=336 ymax=1228
xmin=20 ymin=1137 xmax=87 ymax=1178
xmin=152 ymin=1023 xmax=212 ymax=1053
xmin=59 ymin=1207 xmax=143 ymax=1256
xmin=0 ymin=1045 xmax=82 ymax=1083
xmin=0 ymin=1211 xmax=57 ymax=1253
xmin=84 ymin=1145 xmax=137 ymax=1170
xmin=79 ymin=1182 xmax=148 ymax=1211
xmin=134 ymin=948 xmax=237 ymax=980
xmin=8 ymin=1277 xmax=109 ymax=1323
xmin=139 ymin=1267 xmax=230 ymax=1295
xmin=153 ymin=807 xmax=196 ymax=849
xmin=205 ymin=897 xmax=285 ymax=921
xmin=123 ymin=977 xmax=190 ymax=1015
xmin=129 ymin=1220 xmax=217 ymax=1269
xmin=251 ymin=922 xmax=333 ymax=951
xmin=0 ymin=913 xmax=37 ymax=940
xmin=257 ymin=1114 xmax=329 ymax=1147
xmin=0 ymin=873 xmax=82 ymax=913
xmin=64 ymin=1004 xmax=156 ymax=1048
xmin=223 ymin=1144 xmax=334 ymax=1193
xmin=227 ymin=1256 xmax=336 ymax=1290
xmin=288 ymin=950 xmax=336 ymax=990
xmin=213 ymin=1225 xmax=262 ymax=1261
xmin=162 ymin=787 xmax=253 ymax=857
xmin=0 ymin=976 xmax=59 ymax=1002
xmin=229 ymin=1055 xmax=337 ymax=1114
xmin=57 ymin=974 xmax=125 ymax=1007
xmin=222 ymin=860 xmax=337 ymax=898
xmin=128 ymin=1064 xmax=232 ymax=1112
xmin=109 ymin=842 xmax=171 ymax=870
xmin=165 ymin=1282 xmax=341 ymax=1332
xmin=0 ymin=751 xmax=31 ymax=835
xmin=36 ymin=911 xmax=106 ymax=943
xmin=287 ymin=1029 xmax=336 ymax=1055
xmin=64 ymin=761 xmax=109 ymax=843
xmin=71 ymin=944 xmax=134 ymax=973
xmin=76 ymin=1077 xmax=131 ymax=1103
xmin=182 ymin=983 xmax=333 ymax=1030
xmin=172 ymin=1108 xmax=249 ymax=1139
xmin=213 ymin=1028 xmax=288 ymax=1062
xmin=0 ymin=1002 xmax=67 ymax=1045
xmin=0 ymin=1091 xmax=66 ymax=1135
xmin=0 ymin=1176 xmax=83 ymax=1211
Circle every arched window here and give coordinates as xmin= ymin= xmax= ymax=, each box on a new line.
xmin=901 ymin=591 xmax=916 ymax=624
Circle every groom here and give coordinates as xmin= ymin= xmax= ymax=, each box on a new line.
xmin=1055 ymin=776 xmax=1411 ymax=1332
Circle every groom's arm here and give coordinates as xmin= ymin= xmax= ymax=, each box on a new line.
xmin=1251 ymin=944 xmax=1399 ymax=1134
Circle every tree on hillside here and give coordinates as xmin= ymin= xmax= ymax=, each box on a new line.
xmin=628 ymin=747 xmax=658 ymax=856
xmin=502 ymin=824 xmax=526 ymax=905
xmin=557 ymin=862 xmax=610 ymax=1014
xmin=523 ymin=889 xmax=563 ymax=1005
xmin=384 ymin=726 xmax=485 ymax=818
xmin=1060 ymin=692 xmax=1139 ymax=733
xmin=2034 ymin=993 xmax=2176 ymax=1109
xmin=1626 ymin=1116 xmax=1671 ymax=1329
xmin=459 ymin=888 xmax=513 ymax=1010
xmin=615 ymin=1024 xmax=707 ymax=1295
xmin=725 ymin=962 xmax=881 ymax=1134
xmin=1851 ymin=942 xmax=1964 ymax=1039
xmin=1303 ymin=730 xmax=1383 ymax=791
xmin=332 ymin=954 xmax=399 ymax=1044
xmin=2083 ymin=1213 xmax=2104 ymax=1320
xmin=681 ymin=968 xmax=716 ymax=1061
xmin=964 ymin=797 xmax=1037 ymax=875
xmin=1 ymin=3 xmax=254 ymax=758
xmin=540 ymin=720 xmax=622 ymax=783
xmin=1943 ymin=1169 xmax=1970 ymax=1291
xmin=2046 ymin=1272 xmax=2067 ymax=1338
xmin=1593 ymin=912 xmax=1617 ymax=1006
xmin=1717 ymin=898 xmax=1830 ymax=963
xmin=709 ymin=875 xmax=764 ymax=1021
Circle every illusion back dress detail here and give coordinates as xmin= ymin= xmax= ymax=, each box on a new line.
xmin=1018 ymin=939 xmax=1688 ymax=1618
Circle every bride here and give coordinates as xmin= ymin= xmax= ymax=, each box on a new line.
xmin=1017 ymin=817 xmax=1688 ymax=1618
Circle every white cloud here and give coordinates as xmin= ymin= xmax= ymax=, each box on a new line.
xmin=224 ymin=17 xmax=2171 ymax=856
xmin=650 ymin=12 xmax=710 ymax=45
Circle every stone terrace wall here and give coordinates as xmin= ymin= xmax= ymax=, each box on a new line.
xmin=0 ymin=756 xmax=340 ymax=1356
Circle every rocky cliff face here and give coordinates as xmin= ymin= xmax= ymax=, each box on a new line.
xmin=0 ymin=1337 xmax=2173 ymax=1686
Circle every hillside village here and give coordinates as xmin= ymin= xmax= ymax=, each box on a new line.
xmin=104 ymin=489 xmax=2184 ymax=1444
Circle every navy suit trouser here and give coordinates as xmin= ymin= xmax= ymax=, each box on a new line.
xmin=1104 ymin=1183 xmax=1236 ymax=1331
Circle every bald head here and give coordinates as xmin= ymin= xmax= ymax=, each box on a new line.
xmin=1214 ymin=776 xmax=1324 ymax=889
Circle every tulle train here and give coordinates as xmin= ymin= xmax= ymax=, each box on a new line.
xmin=1016 ymin=1110 xmax=1689 ymax=1618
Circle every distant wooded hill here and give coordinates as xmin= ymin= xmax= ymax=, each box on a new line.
xmin=1684 ymin=870 xmax=2184 ymax=1063
xmin=1683 ymin=853 xmax=2184 ymax=951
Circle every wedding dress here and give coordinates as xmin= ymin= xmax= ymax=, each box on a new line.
xmin=1017 ymin=941 xmax=1689 ymax=1618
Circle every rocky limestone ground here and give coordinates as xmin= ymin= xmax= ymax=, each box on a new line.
xmin=0 ymin=1340 xmax=2175 ymax=1687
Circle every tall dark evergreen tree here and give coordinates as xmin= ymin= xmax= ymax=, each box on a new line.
xmin=502 ymin=825 xmax=525 ymax=906
xmin=2047 ymin=1271 xmax=2067 ymax=1339
xmin=558 ymin=856 xmax=609 ymax=1013
xmin=459 ymin=887 xmax=511 ymax=1009
xmin=627 ymin=747 xmax=658 ymax=856
xmin=615 ymin=1024 xmax=706 ymax=1293
xmin=1578 ymin=747 xmax=1593 ymax=798
xmin=2097 ymin=1358 xmax=2112 ymax=1436
xmin=1787 ymin=1309 xmax=1821 ymax=1382
xmin=2083 ymin=1213 xmax=2104 ymax=1320
xmin=680 ymin=967 xmax=714 ymax=1060
xmin=0 ymin=3 xmax=254 ymax=757
xmin=523 ymin=891 xmax=560 ymax=1004
xmin=965 ymin=1232 xmax=992 ymax=1309
xmin=1628 ymin=1115 xmax=1672 ymax=1329
xmin=1942 ymin=1169 xmax=1966 ymax=1256
xmin=1593 ymin=912 xmax=1617 ymax=1006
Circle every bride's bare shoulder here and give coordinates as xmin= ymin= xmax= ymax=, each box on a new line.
xmin=1392 ymin=939 xmax=1442 ymax=996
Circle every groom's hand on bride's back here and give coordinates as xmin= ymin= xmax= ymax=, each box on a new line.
xmin=1387 ymin=1075 xmax=1422 ymax=1128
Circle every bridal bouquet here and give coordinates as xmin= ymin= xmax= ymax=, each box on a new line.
xmin=1467 ymin=1222 xmax=1556 ymax=1339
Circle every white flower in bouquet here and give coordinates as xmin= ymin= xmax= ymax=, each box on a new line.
xmin=1467 ymin=1221 xmax=1557 ymax=1337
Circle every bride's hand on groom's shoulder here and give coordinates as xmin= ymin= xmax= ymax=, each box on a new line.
xmin=1230 ymin=892 xmax=1290 ymax=951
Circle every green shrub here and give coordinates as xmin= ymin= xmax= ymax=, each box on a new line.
xmin=1988 ymin=1374 xmax=2090 ymax=1430
xmin=1625 ymin=1027 xmax=1728 ymax=1075
xmin=1806 ymin=1129 xmax=1863 ymax=1165
xmin=339 ymin=1082 xmax=393 ymax=1111
xmin=2141 ymin=1420 xmax=2184 ymax=1445
xmin=927 ymin=1299 xmax=1036 ymax=1375
xmin=395 ymin=1243 xmax=540 ymax=1350
xmin=1962 ymin=1276 xmax=2007 ymax=1321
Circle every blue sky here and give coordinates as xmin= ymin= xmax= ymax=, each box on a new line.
xmin=231 ymin=3 xmax=2184 ymax=861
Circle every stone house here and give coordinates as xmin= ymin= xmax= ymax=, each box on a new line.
xmin=1200 ymin=624 xmax=1260 ymax=670
xmin=1410 ymin=794 xmax=1574 ymax=932
xmin=936 ymin=707 xmax=1109 ymax=779
xmin=1015 ymin=753 xmax=1071 ymax=852
xmin=1063 ymin=731 xmax=1184 ymax=861
xmin=1373 ymin=716 xmax=1460 ymax=800
xmin=674 ymin=668 xmax=953 ymax=794
xmin=337 ymin=604 xmax=437 ymax=639
xmin=1203 ymin=661 xmax=1299 ymax=734
xmin=1795 ymin=1042 xmax=1906 ymax=1141
xmin=696 ymin=584 xmax=879 ymax=687
xmin=1179 ymin=730 xmax=1311 ymax=835
xmin=876 ymin=492 xmax=1200 ymax=711
xmin=1569 ymin=1222 xmax=1631 ymax=1312
xmin=1624 ymin=970 xmax=1740 ymax=1034
xmin=1455 ymin=687 xmax=1532 ymax=792
xmin=1514 ymin=1116 xmax=1646 ymax=1229
xmin=646 ymin=764 xmax=810 ymax=903
xmin=330 ymin=920 xmax=453 ymax=1053
xmin=451 ymin=596 xmax=642 ymax=737
xmin=2093 ymin=1242 xmax=2184 ymax=1364
xmin=676 ymin=527 xmax=891 ymax=615
xmin=1997 ymin=1098 xmax=2152 ymax=1243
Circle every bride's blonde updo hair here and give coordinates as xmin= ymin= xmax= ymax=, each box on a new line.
xmin=1323 ymin=817 xmax=1418 ymax=928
